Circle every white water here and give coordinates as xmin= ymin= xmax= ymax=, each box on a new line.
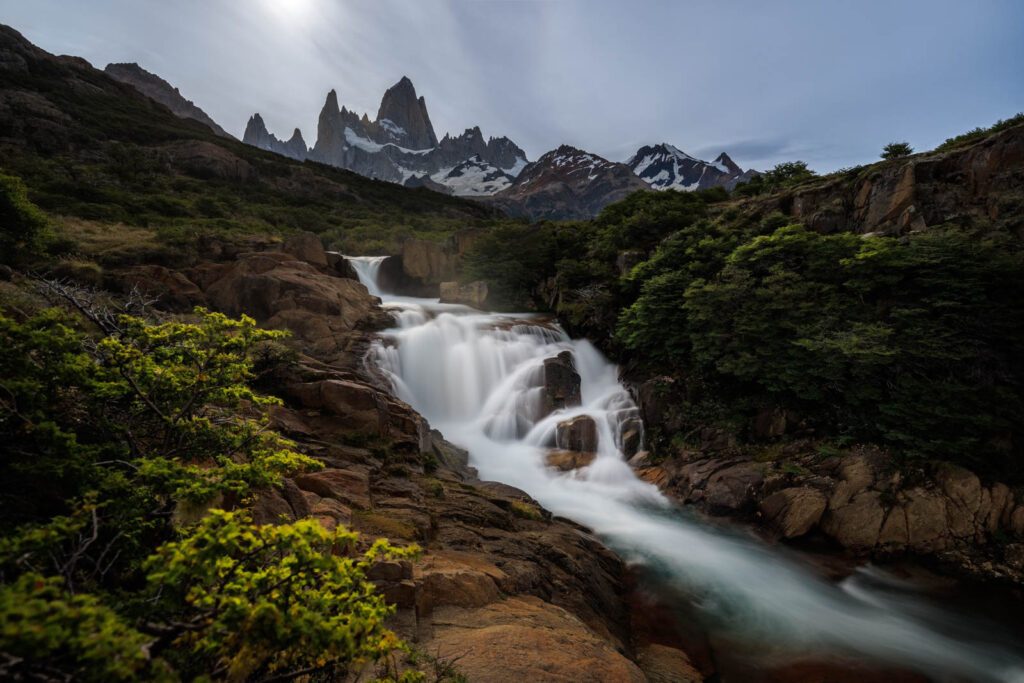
xmin=348 ymin=256 xmax=1024 ymax=682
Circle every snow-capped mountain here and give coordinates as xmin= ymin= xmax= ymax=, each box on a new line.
xmin=431 ymin=155 xmax=515 ymax=197
xmin=242 ymin=77 xmax=528 ymax=196
xmin=628 ymin=143 xmax=756 ymax=191
xmin=487 ymin=145 xmax=648 ymax=220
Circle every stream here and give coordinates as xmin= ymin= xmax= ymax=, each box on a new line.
xmin=347 ymin=255 xmax=1024 ymax=682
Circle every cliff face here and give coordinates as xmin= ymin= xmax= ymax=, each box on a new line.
xmin=781 ymin=122 xmax=1024 ymax=237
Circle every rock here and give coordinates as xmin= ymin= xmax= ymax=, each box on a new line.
xmin=418 ymin=596 xmax=646 ymax=683
xmin=293 ymin=468 xmax=370 ymax=510
xmin=988 ymin=483 xmax=1013 ymax=532
xmin=375 ymin=76 xmax=438 ymax=150
xmin=1010 ymin=506 xmax=1024 ymax=536
xmin=555 ymin=415 xmax=598 ymax=453
xmin=705 ymin=462 xmax=764 ymax=512
xmin=903 ymin=488 xmax=949 ymax=551
xmin=401 ymin=237 xmax=457 ymax=284
xmin=285 ymin=378 xmax=431 ymax=453
xmin=162 ymin=139 xmax=253 ymax=181
xmin=821 ymin=491 xmax=885 ymax=550
xmin=699 ymin=427 xmax=735 ymax=452
xmin=936 ymin=464 xmax=983 ymax=539
xmin=828 ymin=454 xmax=876 ymax=509
xmin=282 ymin=231 xmax=327 ymax=267
xmin=619 ymin=417 xmax=643 ymax=458
xmin=0 ymin=264 xmax=12 ymax=280
xmin=118 ymin=264 xmax=204 ymax=312
xmin=541 ymin=351 xmax=581 ymax=416
xmin=546 ymin=450 xmax=597 ymax=472
xmin=760 ymin=487 xmax=827 ymax=538
xmin=616 ymin=250 xmax=644 ymax=276
xmin=636 ymin=644 xmax=703 ymax=683
xmin=439 ymin=280 xmax=488 ymax=308
xmin=251 ymin=486 xmax=295 ymax=525
xmin=202 ymin=250 xmax=389 ymax=361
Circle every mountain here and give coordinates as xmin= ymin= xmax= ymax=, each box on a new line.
xmin=243 ymin=78 xmax=528 ymax=196
xmin=486 ymin=145 xmax=649 ymax=220
xmin=242 ymin=113 xmax=308 ymax=160
xmin=627 ymin=143 xmax=756 ymax=191
xmin=432 ymin=155 xmax=515 ymax=196
xmin=104 ymin=62 xmax=233 ymax=138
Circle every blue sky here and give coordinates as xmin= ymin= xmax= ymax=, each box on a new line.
xmin=3 ymin=0 xmax=1022 ymax=171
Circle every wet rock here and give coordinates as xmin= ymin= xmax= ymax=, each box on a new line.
xmin=620 ymin=416 xmax=643 ymax=458
xmin=541 ymin=351 xmax=581 ymax=416
xmin=555 ymin=414 xmax=598 ymax=453
xmin=760 ymin=487 xmax=827 ymax=538
xmin=546 ymin=450 xmax=597 ymax=472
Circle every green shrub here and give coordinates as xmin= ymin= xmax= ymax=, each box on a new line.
xmin=0 ymin=172 xmax=49 ymax=262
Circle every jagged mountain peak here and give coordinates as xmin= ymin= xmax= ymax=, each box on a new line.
xmin=376 ymin=76 xmax=437 ymax=149
xmin=628 ymin=143 xmax=748 ymax=192
xmin=713 ymin=151 xmax=742 ymax=175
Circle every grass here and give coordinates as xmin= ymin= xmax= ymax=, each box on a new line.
xmin=509 ymin=500 xmax=543 ymax=521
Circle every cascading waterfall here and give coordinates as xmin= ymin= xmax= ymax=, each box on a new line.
xmin=347 ymin=256 xmax=1024 ymax=682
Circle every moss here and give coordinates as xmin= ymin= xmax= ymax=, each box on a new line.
xmin=510 ymin=500 xmax=543 ymax=521
xmin=352 ymin=511 xmax=418 ymax=540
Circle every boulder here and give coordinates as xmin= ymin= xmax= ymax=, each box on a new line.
xmin=418 ymin=596 xmax=646 ymax=683
xmin=705 ymin=462 xmax=764 ymax=512
xmin=828 ymin=454 xmax=876 ymax=509
xmin=637 ymin=644 xmax=703 ymax=683
xmin=753 ymin=406 xmax=787 ymax=439
xmin=546 ymin=450 xmax=597 ymax=472
xmin=555 ymin=415 xmax=598 ymax=453
xmin=619 ymin=416 xmax=643 ymax=458
xmin=282 ymin=231 xmax=328 ymax=267
xmin=202 ymin=250 xmax=389 ymax=361
xmin=821 ymin=491 xmax=885 ymax=551
xmin=760 ymin=487 xmax=827 ymax=538
xmin=541 ymin=351 xmax=581 ymax=416
xmin=293 ymin=468 xmax=370 ymax=510
xmin=902 ymin=488 xmax=949 ymax=551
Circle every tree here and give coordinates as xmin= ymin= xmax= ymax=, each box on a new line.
xmin=0 ymin=172 xmax=49 ymax=262
xmin=881 ymin=141 xmax=914 ymax=160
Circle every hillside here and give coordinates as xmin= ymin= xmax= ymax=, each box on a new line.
xmin=0 ymin=25 xmax=506 ymax=261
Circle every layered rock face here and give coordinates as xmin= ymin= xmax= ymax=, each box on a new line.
xmin=104 ymin=62 xmax=233 ymax=138
xmin=785 ymin=122 xmax=1024 ymax=236
xmin=244 ymin=79 xmax=528 ymax=195
xmin=487 ymin=145 xmax=650 ymax=220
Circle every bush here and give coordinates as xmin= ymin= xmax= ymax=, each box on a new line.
xmin=0 ymin=172 xmax=49 ymax=262
xmin=881 ymin=142 xmax=914 ymax=160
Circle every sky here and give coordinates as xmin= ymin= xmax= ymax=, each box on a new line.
xmin=2 ymin=0 xmax=1022 ymax=172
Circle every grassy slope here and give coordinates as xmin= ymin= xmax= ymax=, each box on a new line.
xmin=0 ymin=24 xmax=509 ymax=263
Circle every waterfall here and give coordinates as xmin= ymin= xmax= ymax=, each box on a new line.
xmin=348 ymin=258 xmax=1024 ymax=682
xmin=344 ymin=255 xmax=388 ymax=297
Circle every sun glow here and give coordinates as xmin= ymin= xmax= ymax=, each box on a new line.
xmin=261 ymin=0 xmax=318 ymax=26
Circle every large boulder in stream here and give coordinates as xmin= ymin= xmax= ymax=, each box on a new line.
xmin=556 ymin=414 xmax=598 ymax=453
xmin=541 ymin=351 xmax=581 ymax=416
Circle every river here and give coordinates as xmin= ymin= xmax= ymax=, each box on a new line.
xmin=347 ymin=255 xmax=1024 ymax=683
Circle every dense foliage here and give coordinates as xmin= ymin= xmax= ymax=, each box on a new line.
xmin=0 ymin=304 xmax=415 ymax=680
